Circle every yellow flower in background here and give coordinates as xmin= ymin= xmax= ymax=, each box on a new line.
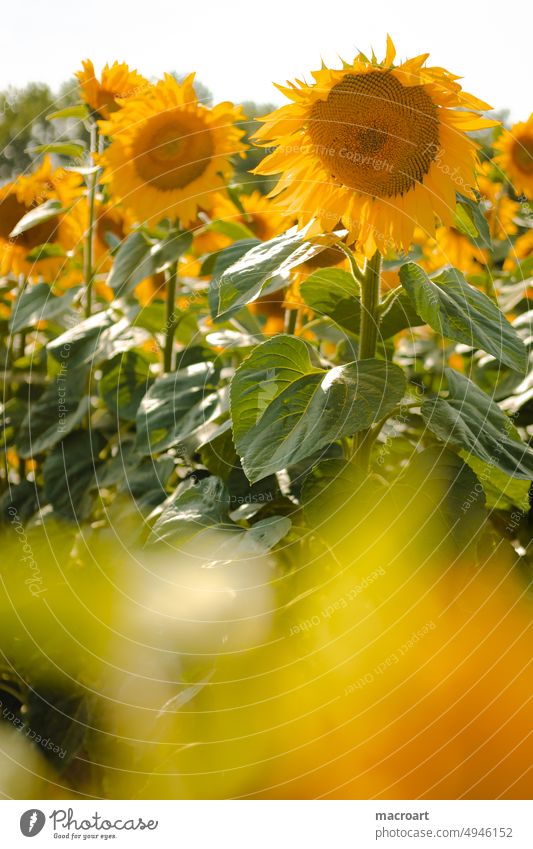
xmin=76 ymin=59 xmax=148 ymax=118
xmin=0 ymin=156 xmax=83 ymax=278
xmin=494 ymin=113 xmax=533 ymax=198
xmin=476 ymin=162 xmax=519 ymax=241
xmin=99 ymin=74 xmax=247 ymax=227
xmin=254 ymin=37 xmax=497 ymax=258
xmin=503 ymin=228 xmax=533 ymax=271
xmin=421 ymin=225 xmax=487 ymax=275
xmin=193 ymin=189 xmax=287 ymax=259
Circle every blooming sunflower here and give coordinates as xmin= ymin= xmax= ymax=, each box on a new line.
xmin=0 ymin=156 xmax=84 ymax=278
xmin=76 ymin=60 xmax=148 ymax=118
xmin=99 ymin=74 xmax=247 ymax=227
xmin=503 ymin=228 xmax=533 ymax=272
xmin=476 ymin=161 xmax=519 ymax=241
xmin=494 ymin=113 xmax=533 ymax=198
xmin=253 ymin=37 xmax=497 ymax=258
xmin=421 ymin=225 xmax=487 ymax=275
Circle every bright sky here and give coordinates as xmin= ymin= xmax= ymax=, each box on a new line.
xmin=3 ymin=0 xmax=530 ymax=120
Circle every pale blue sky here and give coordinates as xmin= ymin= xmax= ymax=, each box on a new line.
xmin=3 ymin=0 xmax=530 ymax=119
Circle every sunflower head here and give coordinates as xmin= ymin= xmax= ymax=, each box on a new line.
xmin=254 ymin=37 xmax=498 ymax=258
xmin=494 ymin=113 xmax=533 ymax=199
xmin=99 ymin=73 xmax=247 ymax=228
xmin=76 ymin=59 xmax=149 ymax=118
xmin=0 ymin=156 xmax=83 ymax=278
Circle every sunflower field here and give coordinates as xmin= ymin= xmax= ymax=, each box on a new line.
xmin=0 ymin=40 xmax=532 ymax=800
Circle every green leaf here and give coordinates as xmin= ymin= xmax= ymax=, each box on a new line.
xmin=461 ymin=453 xmax=530 ymax=511
xmin=207 ymin=219 xmax=256 ymax=241
xmin=301 ymin=268 xmax=422 ymax=339
xmin=48 ymin=310 xmax=146 ymax=369
xmin=400 ymin=263 xmax=527 ymax=373
xmin=43 ymin=431 xmax=104 ymax=520
xmin=421 ymin=369 xmax=533 ymax=479
xmin=24 ymin=685 xmax=90 ymax=771
xmin=99 ymin=350 xmax=154 ymax=422
xmin=9 ymin=283 xmax=77 ymax=333
xmin=9 ymin=200 xmax=64 ymax=239
xmin=148 ymin=476 xmax=230 ymax=545
xmin=16 ymin=368 xmax=90 ymax=458
xmin=393 ymin=446 xmax=486 ymax=552
xmin=106 ymin=231 xmax=153 ymax=297
xmin=107 ymin=230 xmax=193 ymax=296
xmin=30 ymin=141 xmax=86 ymax=158
xmin=215 ymin=230 xmax=328 ymax=321
xmin=231 ymin=335 xmax=406 ymax=482
xmin=301 ymin=268 xmax=360 ymax=330
xmin=46 ymin=105 xmax=89 ymax=121
xmin=301 ymin=458 xmax=370 ymax=528
xmin=135 ymin=362 xmax=225 ymax=456
xmin=454 ymin=194 xmax=492 ymax=250
xmin=26 ymin=243 xmax=66 ymax=261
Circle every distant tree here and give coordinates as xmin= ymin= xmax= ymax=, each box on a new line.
xmin=0 ymin=79 xmax=84 ymax=182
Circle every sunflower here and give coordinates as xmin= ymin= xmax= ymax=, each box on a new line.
xmin=503 ymin=228 xmax=533 ymax=272
xmin=76 ymin=60 xmax=148 ymax=118
xmin=494 ymin=113 xmax=533 ymax=198
xmin=420 ymin=225 xmax=487 ymax=274
xmin=476 ymin=161 xmax=519 ymax=241
xmin=99 ymin=74 xmax=247 ymax=228
xmin=253 ymin=37 xmax=497 ymax=258
xmin=0 ymin=156 xmax=84 ymax=278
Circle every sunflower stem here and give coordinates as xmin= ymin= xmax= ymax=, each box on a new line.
xmin=284 ymin=307 xmax=298 ymax=335
xmin=163 ymin=262 xmax=179 ymax=372
xmin=84 ymin=122 xmax=98 ymax=319
xmin=352 ymin=249 xmax=382 ymax=469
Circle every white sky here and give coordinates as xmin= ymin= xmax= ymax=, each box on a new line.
xmin=3 ymin=0 xmax=531 ymax=120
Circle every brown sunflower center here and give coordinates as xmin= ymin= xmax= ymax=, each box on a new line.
xmin=0 ymin=193 xmax=59 ymax=249
xmin=512 ymin=136 xmax=533 ymax=175
xmin=308 ymin=71 xmax=440 ymax=198
xmin=133 ymin=110 xmax=214 ymax=192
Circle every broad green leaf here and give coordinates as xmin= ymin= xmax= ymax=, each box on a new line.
xmin=9 ymin=283 xmax=78 ymax=333
xmin=106 ymin=231 xmax=153 ymax=297
xmin=16 ymin=367 xmax=90 ymax=458
xmin=46 ymin=105 xmax=89 ymax=121
xmin=207 ymin=219 xmax=256 ymax=241
xmin=31 ymin=141 xmax=86 ymax=158
xmin=99 ymin=350 xmax=154 ymax=421
xmin=48 ymin=310 xmax=147 ymax=369
xmin=231 ymin=335 xmax=406 ymax=482
xmin=24 ymin=686 xmax=90 ymax=771
xmin=301 ymin=268 xmax=360 ymax=331
xmin=215 ymin=230 xmax=329 ymax=321
xmin=10 ymin=200 xmax=64 ymax=238
xmin=135 ymin=362 xmax=225 ymax=456
xmin=400 ymin=263 xmax=527 ymax=372
xmin=301 ymin=458 xmax=370 ymax=529
xmin=150 ymin=230 xmax=193 ymax=273
xmin=107 ymin=230 xmax=192 ymax=296
xmin=461 ymin=453 xmax=530 ymax=511
xmin=392 ymin=446 xmax=486 ymax=552
xmin=301 ymin=269 xmax=422 ymax=339
xmin=149 ymin=476 xmax=230 ymax=544
xmin=421 ymin=369 xmax=533 ymax=479
xmin=455 ymin=194 xmax=492 ymax=250
xmin=26 ymin=243 xmax=66 ymax=261
xmin=43 ymin=431 xmax=105 ymax=520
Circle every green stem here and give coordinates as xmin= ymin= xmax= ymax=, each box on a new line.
xmin=284 ymin=307 xmax=298 ymax=335
xmin=358 ymin=250 xmax=382 ymax=359
xmin=163 ymin=263 xmax=179 ymax=372
xmin=84 ymin=123 xmax=98 ymax=319
xmin=352 ymin=250 xmax=382 ymax=469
